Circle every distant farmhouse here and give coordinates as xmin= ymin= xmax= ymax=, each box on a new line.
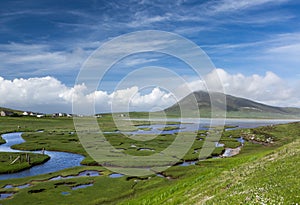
xmin=1 ymin=109 xmax=73 ymax=118
xmin=0 ymin=110 xmax=14 ymax=117
xmin=52 ymin=113 xmax=73 ymax=117
xmin=22 ymin=111 xmax=45 ymax=118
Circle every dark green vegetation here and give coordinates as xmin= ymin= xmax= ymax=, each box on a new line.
xmin=0 ymin=152 xmax=50 ymax=174
xmin=0 ymin=116 xmax=299 ymax=204
xmin=164 ymin=90 xmax=300 ymax=118
xmin=157 ymin=126 xmax=180 ymax=131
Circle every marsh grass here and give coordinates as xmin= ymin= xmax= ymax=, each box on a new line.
xmin=0 ymin=116 xmax=299 ymax=204
xmin=0 ymin=152 xmax=50 ymax=174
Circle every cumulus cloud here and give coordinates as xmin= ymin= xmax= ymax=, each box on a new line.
xmin=0 ymin=68 xmax=299 ymax=114
xmin=0 ymin=76 xmax=176 ymax=114
xmin=0 ymin=76 xmax=68 ymax=106
xmin=185 ymin=68 xmax=299 ymax=107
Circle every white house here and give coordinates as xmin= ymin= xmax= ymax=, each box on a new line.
xmin=0 ymin=110 xmax=14 ymax=117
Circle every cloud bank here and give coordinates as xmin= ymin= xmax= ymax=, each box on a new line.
xmin=0 ymin=76 xmax=175 ymax=114
xmin=0 ymin=68 xmax=299 ymax=114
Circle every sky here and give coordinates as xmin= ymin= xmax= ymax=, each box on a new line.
xmin=0 ymin=0 xmax=300 ymax=113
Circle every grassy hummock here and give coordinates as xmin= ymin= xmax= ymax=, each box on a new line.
xmin=0 ymin=152 xmax=50 ymax=174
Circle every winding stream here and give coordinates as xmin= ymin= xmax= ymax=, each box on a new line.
xmin=0 ymin=119 xmax=298 ymax=180
xmin=0 ymin=132 xmax=84 ymax=180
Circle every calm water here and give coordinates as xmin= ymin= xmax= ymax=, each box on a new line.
xmin=109 ymin=173 xmax=124 ymax=178
xmin=0 ymin=132 xmax=84 ymax=180
xmin=125 ymin=118 xmax=299 ymax=135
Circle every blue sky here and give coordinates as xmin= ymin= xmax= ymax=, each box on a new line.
xmin=1 ymin=0 xmax=300 ymax=113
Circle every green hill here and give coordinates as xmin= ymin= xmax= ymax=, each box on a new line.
xmin=164 ymin=90 xmax=300 ymax=118
xmin=0 ymin=107 xmax=23 ymax=115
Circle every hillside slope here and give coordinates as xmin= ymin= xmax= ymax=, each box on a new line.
xmin=118 ymin=122 xmax=300 ymax=204
xmin=186 ymin=139 xmax=300 ymax=204
xmin=0 ymin=107 xmax=23 ymax=115
xmin=164 ymin=90 xmax=300 ymax=118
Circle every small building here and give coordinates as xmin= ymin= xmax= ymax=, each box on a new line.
xmin=23 ymin=111 xmax=29 ymax=116
xmin=52 ymin=113 xmax=67 ymax=117
xmin=29 ymin=112 xmax=37 ymax=116
xmin=0 ymin=110 xmax=14 ymax=117
xmin=59 ymin=113 xmax=67 ymax=117
xmin=52 ymin=113 xmax=59 ymax=117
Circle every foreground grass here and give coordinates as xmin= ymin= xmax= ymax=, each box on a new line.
xmin=203 ymin=139 xmax=300 ymax=204
xmin=117 ymin=123 xmax=300 ymax=204
xmin=116 ymin=141 xmax=299 ymax=205
xmin=0 ymin=152 xmax=50 ymax=174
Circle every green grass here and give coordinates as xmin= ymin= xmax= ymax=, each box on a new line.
xmin=0 ymin=152 xmax=50 ymax=174
xmin=138 ymin=127 xmax=152 ymax=131
xmin=204 ymin=139 xmax=300 ymax=204
xmin=12 ymin=132 xmax=86 ymax=155
xmin=116 ymin=123 xmax=300 ymax=204
xmin=157 ymin=126 xmax=180 ymax=131
xmin=0 ymin=116 xmax=299 ymax=204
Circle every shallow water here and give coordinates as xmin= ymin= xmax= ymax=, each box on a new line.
xmin=0 ymin=192 xmax=14 ymax=199
xmin=3 ymin=183 xmax=31 ymax=189
xmin=61 ymin=191 xmax=70 ymax=195
xmin=1 ymin=119 xmax=297 ymax=180
xmin=156 ymin=173 xmax=165 ymax=178
xmin=138 ymin=148 xmax=155 ymax=151
xmin=215 ymin=142 xmax=225 ymax=147
xmin=236 ymin=137 xmax=245 ymax=144
xmin=179 ymin=161 xmax=197 ymax=166
xmin=109 ymin=173 xmax=124 ymax=178
xmin=0 ymin=132 xmax=84 ymax=180
xmin=49 ymin=170 xmax=100 ymax=181
xmin=121 ymin=118 xmax=299 ymax=135
xmin=72 ymin=183 xmax=93 ymax=190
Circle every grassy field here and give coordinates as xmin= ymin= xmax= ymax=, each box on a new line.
xmin=0 ymin=116 xmax=299 ymax=204
xmin=117 ymin=123 xmax=300 ymax=204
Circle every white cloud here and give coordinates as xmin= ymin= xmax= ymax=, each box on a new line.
xmin=205 ymin=0 xmax=289 ymax=15
xmin=0 ymin=42 xmax=93 ymax=77
xmin=130 ymin=87 xmax=175 ymax=108
xmin=0 ymin=76 xmax=70 ymax=111
xmin=0 ymin=76 xmax=176 ymax=114
xmin=185 ymin=68 xmax=298 ymax=107
xmin=264 ymin=33 xmax=300 ymax=63
xmin=128 ymin=14 xmax=171 ymax=28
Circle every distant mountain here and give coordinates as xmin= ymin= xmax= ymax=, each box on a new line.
xmin=164 ymin=91 xmax=300 ymax=118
